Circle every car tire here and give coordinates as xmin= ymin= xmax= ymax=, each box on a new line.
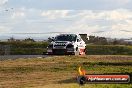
xmin=83 ymin=48 xmax=86 ymax=55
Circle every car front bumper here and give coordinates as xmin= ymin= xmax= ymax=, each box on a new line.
xmin=47 ymin=48 xmax=75 ymax=55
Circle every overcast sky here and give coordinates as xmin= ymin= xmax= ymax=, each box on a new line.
xmin=0 ymin=0 xmax=132 ymax=39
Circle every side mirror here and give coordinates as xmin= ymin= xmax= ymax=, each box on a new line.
xmin=51 ymin=37 xmax=55 ymax=41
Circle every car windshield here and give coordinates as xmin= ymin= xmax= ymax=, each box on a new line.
xmin=55 ymin=34 xmax=77 ymax=42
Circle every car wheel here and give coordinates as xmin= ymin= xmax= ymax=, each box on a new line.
xmin=83 ymin=48 xmax=86 ymax=55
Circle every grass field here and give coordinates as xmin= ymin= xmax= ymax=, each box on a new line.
xmin=0 ymin=55 xmax=132 ymax=88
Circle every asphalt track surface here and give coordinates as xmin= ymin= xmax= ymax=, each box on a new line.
xmin=0 ymin=55 xmax=49 ymax=60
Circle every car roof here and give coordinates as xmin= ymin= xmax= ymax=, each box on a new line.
xmin=58 ymin=34 xmax=78 ymax=36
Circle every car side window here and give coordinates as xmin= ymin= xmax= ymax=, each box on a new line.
xmin=77 ymin=37 xmax=81 ymax=42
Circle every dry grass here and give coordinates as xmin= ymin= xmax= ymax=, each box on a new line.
xmin=0 ymin=55 xmax=132 ymax=88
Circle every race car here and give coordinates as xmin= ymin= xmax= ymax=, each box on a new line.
xmin=47 ymin=34 xmax=86 ymax=55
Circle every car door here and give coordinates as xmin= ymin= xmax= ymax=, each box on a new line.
xmin=78 ymin=37 xmax=86 ymax=55
xmin=76 ymin=37 xmax=82 ymax=51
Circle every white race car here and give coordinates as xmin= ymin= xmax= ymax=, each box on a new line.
xmin=47 ymin=34 xmax=86 ymax=55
